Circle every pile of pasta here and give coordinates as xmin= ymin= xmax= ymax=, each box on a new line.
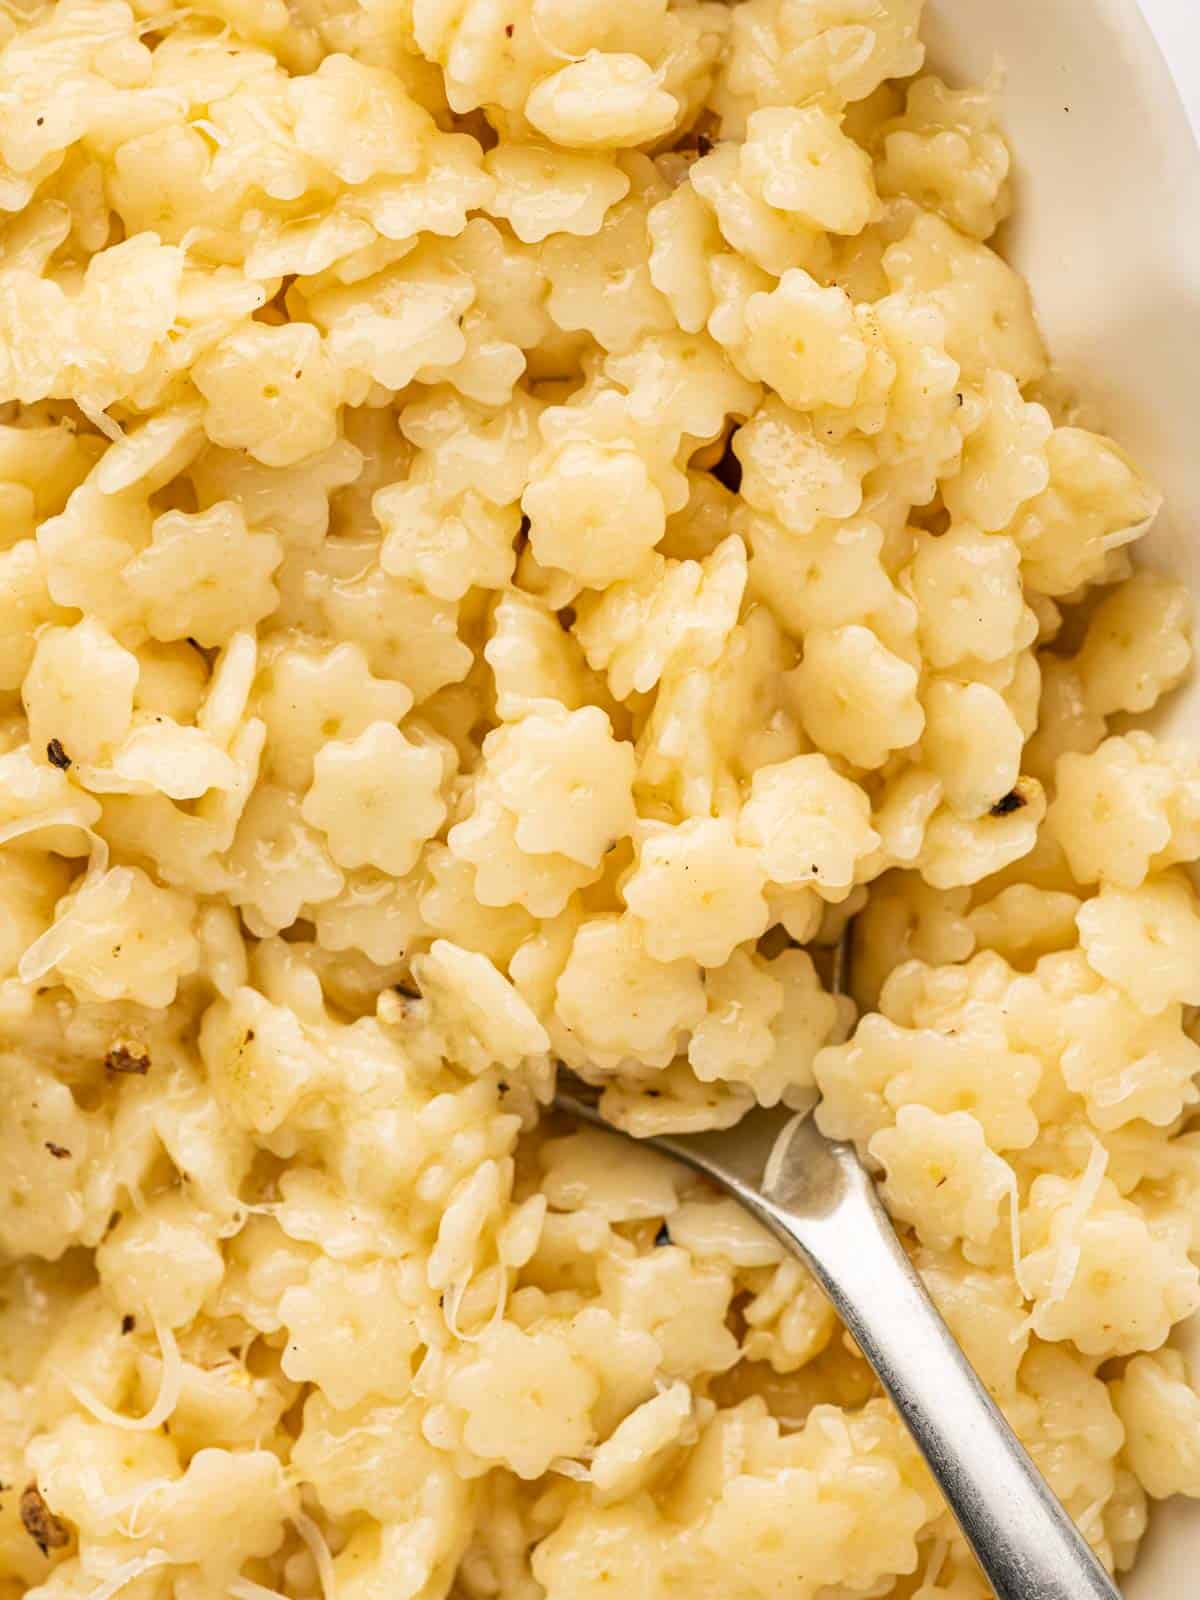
xmin=0 ymin=1 xmax=1199 ymax=1598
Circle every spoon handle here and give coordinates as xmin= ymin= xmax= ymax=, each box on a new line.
xmin=557 ymin=1082 xmax=1122 ymax=1599
xmin=746 ymin=1120 xmax=1122 ymax=1600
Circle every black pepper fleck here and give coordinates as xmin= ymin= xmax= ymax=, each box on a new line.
xmin=121 ymin=1314 xmax=136 ymax=1334
xmin=46 ymin=739 xmax=71 ymax=770
xmin=104 ymin=1044 xmax=150 ymax=1075
xmin=990 ymin=789 xmax=1026 ymax=817
xmin=44 ymin=1142 xmax=70 ymax=1160
xmin=20 ymin=1485 xmax=68 ymax=1557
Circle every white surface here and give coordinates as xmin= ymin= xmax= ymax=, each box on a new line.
xmin=924 ymin=1 xmax=1200 ymax=1594
xmin=1139 ymin=0 xmax=1200 ymax=134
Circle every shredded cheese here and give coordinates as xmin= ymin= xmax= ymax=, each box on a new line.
xmin=65 ymin=1318 xmax=183 ymax=1432
xmin=83 ymin=1550 xmax=171 ymax=1600
xmin=442 ymin=1266 xmax=509 ymax=1346
xmin=292 ymin=1511 xmax=337 ymax=1600
xmin=1044 ymin=1136 xmax=1109 ymax=1307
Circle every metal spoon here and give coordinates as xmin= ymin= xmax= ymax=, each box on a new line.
xmin=553 ymin=938 xmax=1122 ymax=1600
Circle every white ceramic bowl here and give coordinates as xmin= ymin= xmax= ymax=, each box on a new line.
xmin=924 ymin=0 xmax=1200 ymax=1590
